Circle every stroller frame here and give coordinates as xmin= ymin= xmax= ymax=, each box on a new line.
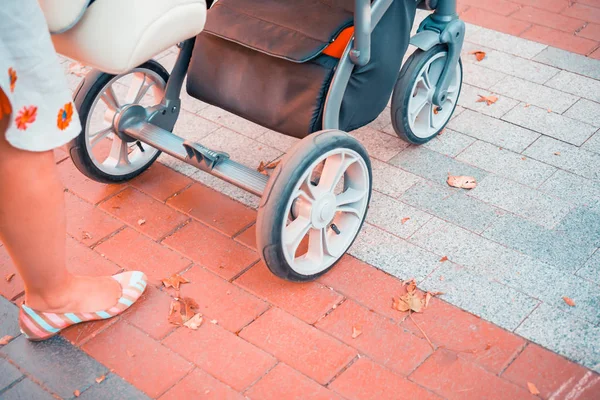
xmin=111 ymin=0 xmax=464 ymax=197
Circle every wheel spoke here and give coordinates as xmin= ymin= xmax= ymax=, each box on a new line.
xmin=422 ymin=68 xmax=432 ymax=90
xmin=318 ymin=153 xmax=357 ymax=193
xmin=427 ymin=103 xmax=434 ymax=130
xmin=283 ymin=216 xmax=311 ymax=258
xmin=336 ymin=187 xmax=366 ymax=207
xmin=127 ymin=73 xmax=156 ymax=105
xmin=409 ymin=96 xmax=428 ymax=126
xmin=307 ymin=228 xmax=325 ymax=263
xmin=100 ymin=86 xmax=120 ymax=111
xmin=336 ymin=205 xmax=361 ymax=218
xmin=106 ymin=137 xmax=131 ymax=168
xmin=89 ymin=127 xmax=114 ymax=148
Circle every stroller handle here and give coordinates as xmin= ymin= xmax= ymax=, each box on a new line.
xmin=350 ymin=0 xmax=372 ymax=66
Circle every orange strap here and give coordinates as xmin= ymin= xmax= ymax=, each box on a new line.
xmin=322 ymin=27 xmax=355 ymax=58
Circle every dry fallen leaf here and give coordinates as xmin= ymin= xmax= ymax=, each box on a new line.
xmin=440 ymin=256 xmax=448 ymax=262
xmin=126 ymin=350 xmax=135 ymax=358
xmin=265 ymin=160 xmax=281 ymax=169
xmin=210 ymin=319 xmax=218 ymax=324
xmin=392 ymin=296 xmax=410 ymax=312
xmin=183 ymin=313 xmax=203 ymax=330
xmin=74 ymin=390 xmax=81 ymax=397
xmin=405 ymin=279 xmax=417 ymax=294
xmin=180 ymin=297 xmax=199 ymax=323
xmin=161 ymin=274 xmax=190 ymax=290
xmin=168 ymin=300 xmax=184 ymax=326
xmin=425 ymin=292 xmax=432 ymax=308
xmin=524 ymin=103 xmax=530 ymax=108
xmin=447 ymin=175 xmax=477 ymax=189
xmin=485 ymin=343 xmax=492 ymax=350
xmin=477 ymin=95 xmax=498 ymax=106
xmin=5 ymin=273 xmax=15 ymax=282
xmin=521 ymin=157 xmax=527 ymax=160
xmin=82 ymin=231 xmax=92 ymax=240
xmin=469 ymin=50 xmax=486 ymax=61
xmin=439 ymin=276 xmax=445 ymax=281
xmin=407 ymin=292 xmax=424 ymax=313
xmin=137 ymin=219 xmax=146 ymax=226
xmin=527 ymin=382 xmax=540 ymax=395
xmin=562 ymin=296 xmax=575 ymax=307
xmin=554 ymin=152 xmax=561 ymax=156
xmin=351 ymin=325 xmax=362 ymax=339
xmin=401 ymin=217 xmax=411 ymax=225
xmin=547 ymin=109 xmax=552 ymax=113
xmin=95 ymin=375 xmax=106 ymax=384
xmin=0 ymin=335 xmax=13 ymax=346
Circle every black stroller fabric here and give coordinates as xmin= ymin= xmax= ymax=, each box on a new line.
xmin=186 ymin=0 xmax=416 ymax=138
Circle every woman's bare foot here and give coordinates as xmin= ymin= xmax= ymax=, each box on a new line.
xmin=24 ymin=275 xmax=122 ymax=313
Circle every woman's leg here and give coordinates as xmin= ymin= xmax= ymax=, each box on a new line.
xmin=0 ymin=110 xmax=120 ymax=313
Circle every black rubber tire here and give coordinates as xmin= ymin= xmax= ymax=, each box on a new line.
xmin=390 ymin=44 xmax=463 ymax=145
xmin=68 ymin=60 xmax=169 ymax=184
xmin=256 ymin=130 xmax=372 ymax=282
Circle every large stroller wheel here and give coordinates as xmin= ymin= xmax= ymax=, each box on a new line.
xmin=391 ymin=44 xmax=463 ymax=144
xmin=256 ymin=130 xmax=372 ymax=282
xmin=69 ymin=60 xmax=169 ymax=183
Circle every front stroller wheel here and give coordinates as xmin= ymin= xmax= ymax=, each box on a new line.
xmin=391 ymin=44 xmax=463 ymax=144
xmin=256 ymin=130 xmax=372 ymax=282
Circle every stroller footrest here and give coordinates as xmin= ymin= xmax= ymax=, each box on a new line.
xmin=183 ymin=141 xmax=230 ymax=169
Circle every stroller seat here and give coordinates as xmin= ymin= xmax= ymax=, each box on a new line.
xmin=49 ymin=0 xmax=207 ymax=75
xmin=187 ymin=0 xmax=416 ymax=138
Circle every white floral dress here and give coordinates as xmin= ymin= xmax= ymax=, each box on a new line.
xmin=0 ymin=0 xmax=81 ymax=152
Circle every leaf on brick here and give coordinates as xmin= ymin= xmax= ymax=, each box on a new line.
xmin=0 ymin=335 xmax=13 ymax=345
xmin=265 ymin=160 xmax=281 ymax=169
xmin=401 ymin=217 xmax=410 ymax=225
xmin=137 ymin=219 xmax=146 ymax=226
xmin=527 ymin=382 xmax=540 ymax=395
xmin=82 ymin=231 xmax=92 ymax=240
xmin=425 ymin=292 xmax=432 ymax=308
xmin=554 ymin=152 xmax=561 ymax=156
xmin=168 ymin=300 xmax=184 ymax=326
xmin=440 ymin=256 xmax=448 ymax=262
xmin=183 ymin=313 xmax=203 ymax=330
xmin=476 ymin=95 xmax=498 ymax=106
xmin=392 ymin=296 xmax=410 ymax=312
xmin=5 ymin=273 xmax=15 ymax=282
xmin=562 ymin=296 xmax=575 ymax=307
xmin=181 ymin=297 xmax=199 ymax=323
xmin=351 ymin=325 xmax=362 ymax=339
xmin=74 ymin=390 xmax=81 ymax=397
xmin=469 ymin=50 xmax=486 ymax=61
xmin=407 ymin=292 xmax=424 ymax=313
xmin=447 ymin=175 xmax=477 ymax=189
xmin=405 ymin=278 xmax=417 ymax=294
xmin=95 ymin=375 xmax=106 ymax=384
xmin=161 ymin=273 xmax=190 ymax=290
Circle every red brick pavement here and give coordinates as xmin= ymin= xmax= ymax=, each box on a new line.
xmin=1 ymin=153 xmax=599 ymax=399
xmin=457 ymin=0 xmax=600 ymax=58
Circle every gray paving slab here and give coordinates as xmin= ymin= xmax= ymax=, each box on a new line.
xmin=557 ymin=207 xmax=600 ymax=248
xmin=490 ymin=76 xmax=579 ymax=114
xmin=583 ymin=131 xmax=600 ymax=155
xmin=349 ymin=223 xmax=442 ymax=282
xmin=457 ymin=83 xmax=519 ymax=118
xmin=502 ymin=104 xmax=597 ymax=146
xmin=516 ymin=303 xmax=600 ymax=373
xmin=533 ymin=47 xmax=600 ymax=81
xmin=483 ymin=213 xmax=596 ymax=271
xmin=523 ymin=136 xmax=600 ymax=181
xmin=538 ymin=171 xmax=600 ymax=214
xmin=400 ymin=180 xmax=504 ymax=234
xmin=389 ymin=146 xmax=488 ymax=186
xmin=199 ymin=105 xmax=270 ymax=139
xmin=365 ymin=108 xmax=393 ymax=133
xmin=365 ymin=191 xmax=432 ymax=239
xmin=0 ymin=297 xmax=19 ymax=340
xmin=456 ymin=140 xmax=557 ymax=187
xmin=460 ymin=42 xmax=495 ymax=65
xmin=422 ymin=129 xmax=476 ymax=157
xmin=412 ymin=219 xmax=600 ymax=326
xmin=191 ymin=169 xmax=261 ymax=210
xmin=577 ymin=251 xmax=600 ymax=285
xmin=465 ymin=27 xmax=547 ymax=59
xmin=448 ymin=109 xmax=540 ymax=153
xmin=545 ymin=70 xmax=600 ymax=103
xmin=1 ymin=335 xmax=108 ymax=399
xmin=468 ymin=175 xmax=572 ymax=229
xmin=350 ymin=126 xmax=409 ymax=162
xmin=462 ymin=62 xmax=508 ymax=90
xmin=78 ymin=373 xmax=150 ymax=400
xmin=564 ymin=99 xmax=600 ymax=128
xmin=370 ymin=159 xmax=421 ymax=198
xmin=476 ymin=50 xmax=560 ymax=84
xmin=0 ymin=378 xmax=55 ymax=400
xmin=420 ymin=263 xmax=540 ymax=331
xmin=172 ymin=109 xmax=220 ymax=143
xmin=0 ymin=358 xmax=23 ymax=392
xmin=256 ymin=130 xmax=300 ymax=153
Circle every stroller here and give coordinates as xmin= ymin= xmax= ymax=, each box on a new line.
xmin=42 ymin=0 xmax=465 ymax=281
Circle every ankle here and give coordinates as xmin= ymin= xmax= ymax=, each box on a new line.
xmin=24 ymin=276 xmax=76 ymax=311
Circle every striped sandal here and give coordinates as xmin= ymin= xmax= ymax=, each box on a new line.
xmin=19 ymin=271 xmax=147 ymax=341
